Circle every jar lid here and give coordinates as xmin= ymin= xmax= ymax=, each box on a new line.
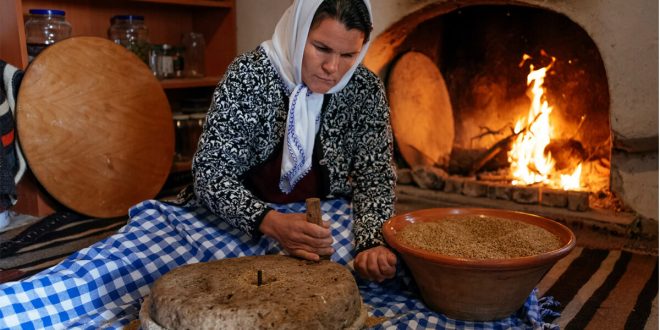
xmin=29 ymin=9 xmax=66 ymax=16
xmin=111 ymin=15 xmax=145 ymax=22
xmin=189 ymin=113 xmax=207 ymax=119
xmin=172 ymin=113 xmax=190 ymax=120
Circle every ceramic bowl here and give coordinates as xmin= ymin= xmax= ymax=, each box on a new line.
xmin=382 ymin=207 xmax=576 ymax=321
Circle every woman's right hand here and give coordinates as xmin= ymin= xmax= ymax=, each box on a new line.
xmin=259 ymin=210 xmax=334 ymax=261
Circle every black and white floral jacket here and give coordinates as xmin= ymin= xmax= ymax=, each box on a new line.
xmin=192 ymin=46 xmax=396 ymax=252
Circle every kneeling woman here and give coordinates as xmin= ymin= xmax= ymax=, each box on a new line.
xmin=192 ymin=0 xmax=398 ymax=282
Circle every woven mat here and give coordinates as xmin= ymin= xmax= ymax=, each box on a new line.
xmin=0 ymin=213 xmax=127 ymax=282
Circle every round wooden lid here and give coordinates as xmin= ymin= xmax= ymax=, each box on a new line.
xmin=17 ymin=37 xmax=174 ymax=218
xmin=387 ymin=51 xmax=454 ymax=168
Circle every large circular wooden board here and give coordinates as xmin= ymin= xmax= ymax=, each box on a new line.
xmin=17 ymin=37 xmax=174 ymax=218
xmin=388 ymin=51 xmax=454 ymax=168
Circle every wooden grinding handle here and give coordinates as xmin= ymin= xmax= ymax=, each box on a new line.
xmin=305 ymin=198 xmax=330 ymax=260
xmin=305 ymin=198 xmax=322 ymax=226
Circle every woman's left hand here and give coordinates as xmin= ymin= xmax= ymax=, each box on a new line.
xmin=354 ymin=245 xmax=397 ymax=282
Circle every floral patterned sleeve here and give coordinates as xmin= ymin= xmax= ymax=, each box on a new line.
xmin=192 ymin=52 xmax=279 ymax=237
xmin=347 ymin=70 xmax=397 ymax=252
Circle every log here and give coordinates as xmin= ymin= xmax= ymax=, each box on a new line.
xmin=468 ymin=132 xmax=521 ymax=176
xmin=411 ymin=166 xmax=448 ymax=190
xmin=468 ymin=113 xmax=542 ymax=176
xmin=448 ymin=147 xmax=508 ymax=175
xmin=544 ymin=139 xmax=587 ymax=172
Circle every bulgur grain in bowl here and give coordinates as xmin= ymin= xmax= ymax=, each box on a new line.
xmin=382 ymin=208 xmax=575 ymax=321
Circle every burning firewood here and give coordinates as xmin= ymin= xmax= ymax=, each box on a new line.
xmin=543 ymin=138 xmax=587 ymax=172
xmin=447 ymin=147 xmax=508 ymax=175
xmin=468 ymin=112 xmax=542 ymax=176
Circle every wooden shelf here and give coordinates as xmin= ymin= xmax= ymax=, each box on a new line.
xmin=2 ymin=0 xmax=237 ymax=76
xmin=171 ymin=159 xmax=192 ymax=173
xmin=1 ymin=0 xmax=236 ymax=217
xmin=160 ymin=76 xmax=220 ymax=89
xmin=130 ymin=0 xmax=233 ymax=8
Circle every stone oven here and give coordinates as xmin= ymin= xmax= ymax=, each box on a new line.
xmin=364 ymin=0 xmax=658 ymax=237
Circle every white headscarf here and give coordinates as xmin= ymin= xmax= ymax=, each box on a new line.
xmin=261 ymin=0 xmax=372 ymax=194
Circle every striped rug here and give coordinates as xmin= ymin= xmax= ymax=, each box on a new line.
xmin=0 ymin=215 xmax=657 ymax=328
xmin=538 ymin=246 xmax=658 ymax=329
xmin=0 ymin=214 xmax=127 ymax=283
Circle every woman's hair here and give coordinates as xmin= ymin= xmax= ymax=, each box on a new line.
xmin=311 ymin=0 xmax=373 ymax=43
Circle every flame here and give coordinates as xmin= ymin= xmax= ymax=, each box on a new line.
xmin=508 ymin=54 xmax=583 ymax=190
xmin=560 ymin=163 xmax=582 ymax=190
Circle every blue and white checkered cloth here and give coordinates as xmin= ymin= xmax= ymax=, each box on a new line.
xmin=0 ymin=198 xmax=559 ymax=329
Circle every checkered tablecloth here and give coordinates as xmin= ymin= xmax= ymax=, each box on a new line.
xmin=0 ymin=198 xmax=559 ymax=329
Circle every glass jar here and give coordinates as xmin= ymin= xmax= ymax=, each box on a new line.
xmin=108 ymin=15 xmax=150 ymax=64
xmin=25 ymin=9 xmax=72 ymax=62
xmin=149 ymin=44 xmax=175 ymax=79
xmin=174 ymin=46 xmax=185 ymax=78
xmin=182 ymin=32 xmax=206 ymax=78
xmin=173 ymin=113 xmax=191 ymax=161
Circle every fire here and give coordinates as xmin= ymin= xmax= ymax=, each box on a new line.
xmin=560 ymin=163 xmax=582 ymax=190
xmin=508 ymin=53 xmax=583 ymax=190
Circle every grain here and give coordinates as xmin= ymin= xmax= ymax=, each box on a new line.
xmin=397 ymin=215 xmax=562 ymax=259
